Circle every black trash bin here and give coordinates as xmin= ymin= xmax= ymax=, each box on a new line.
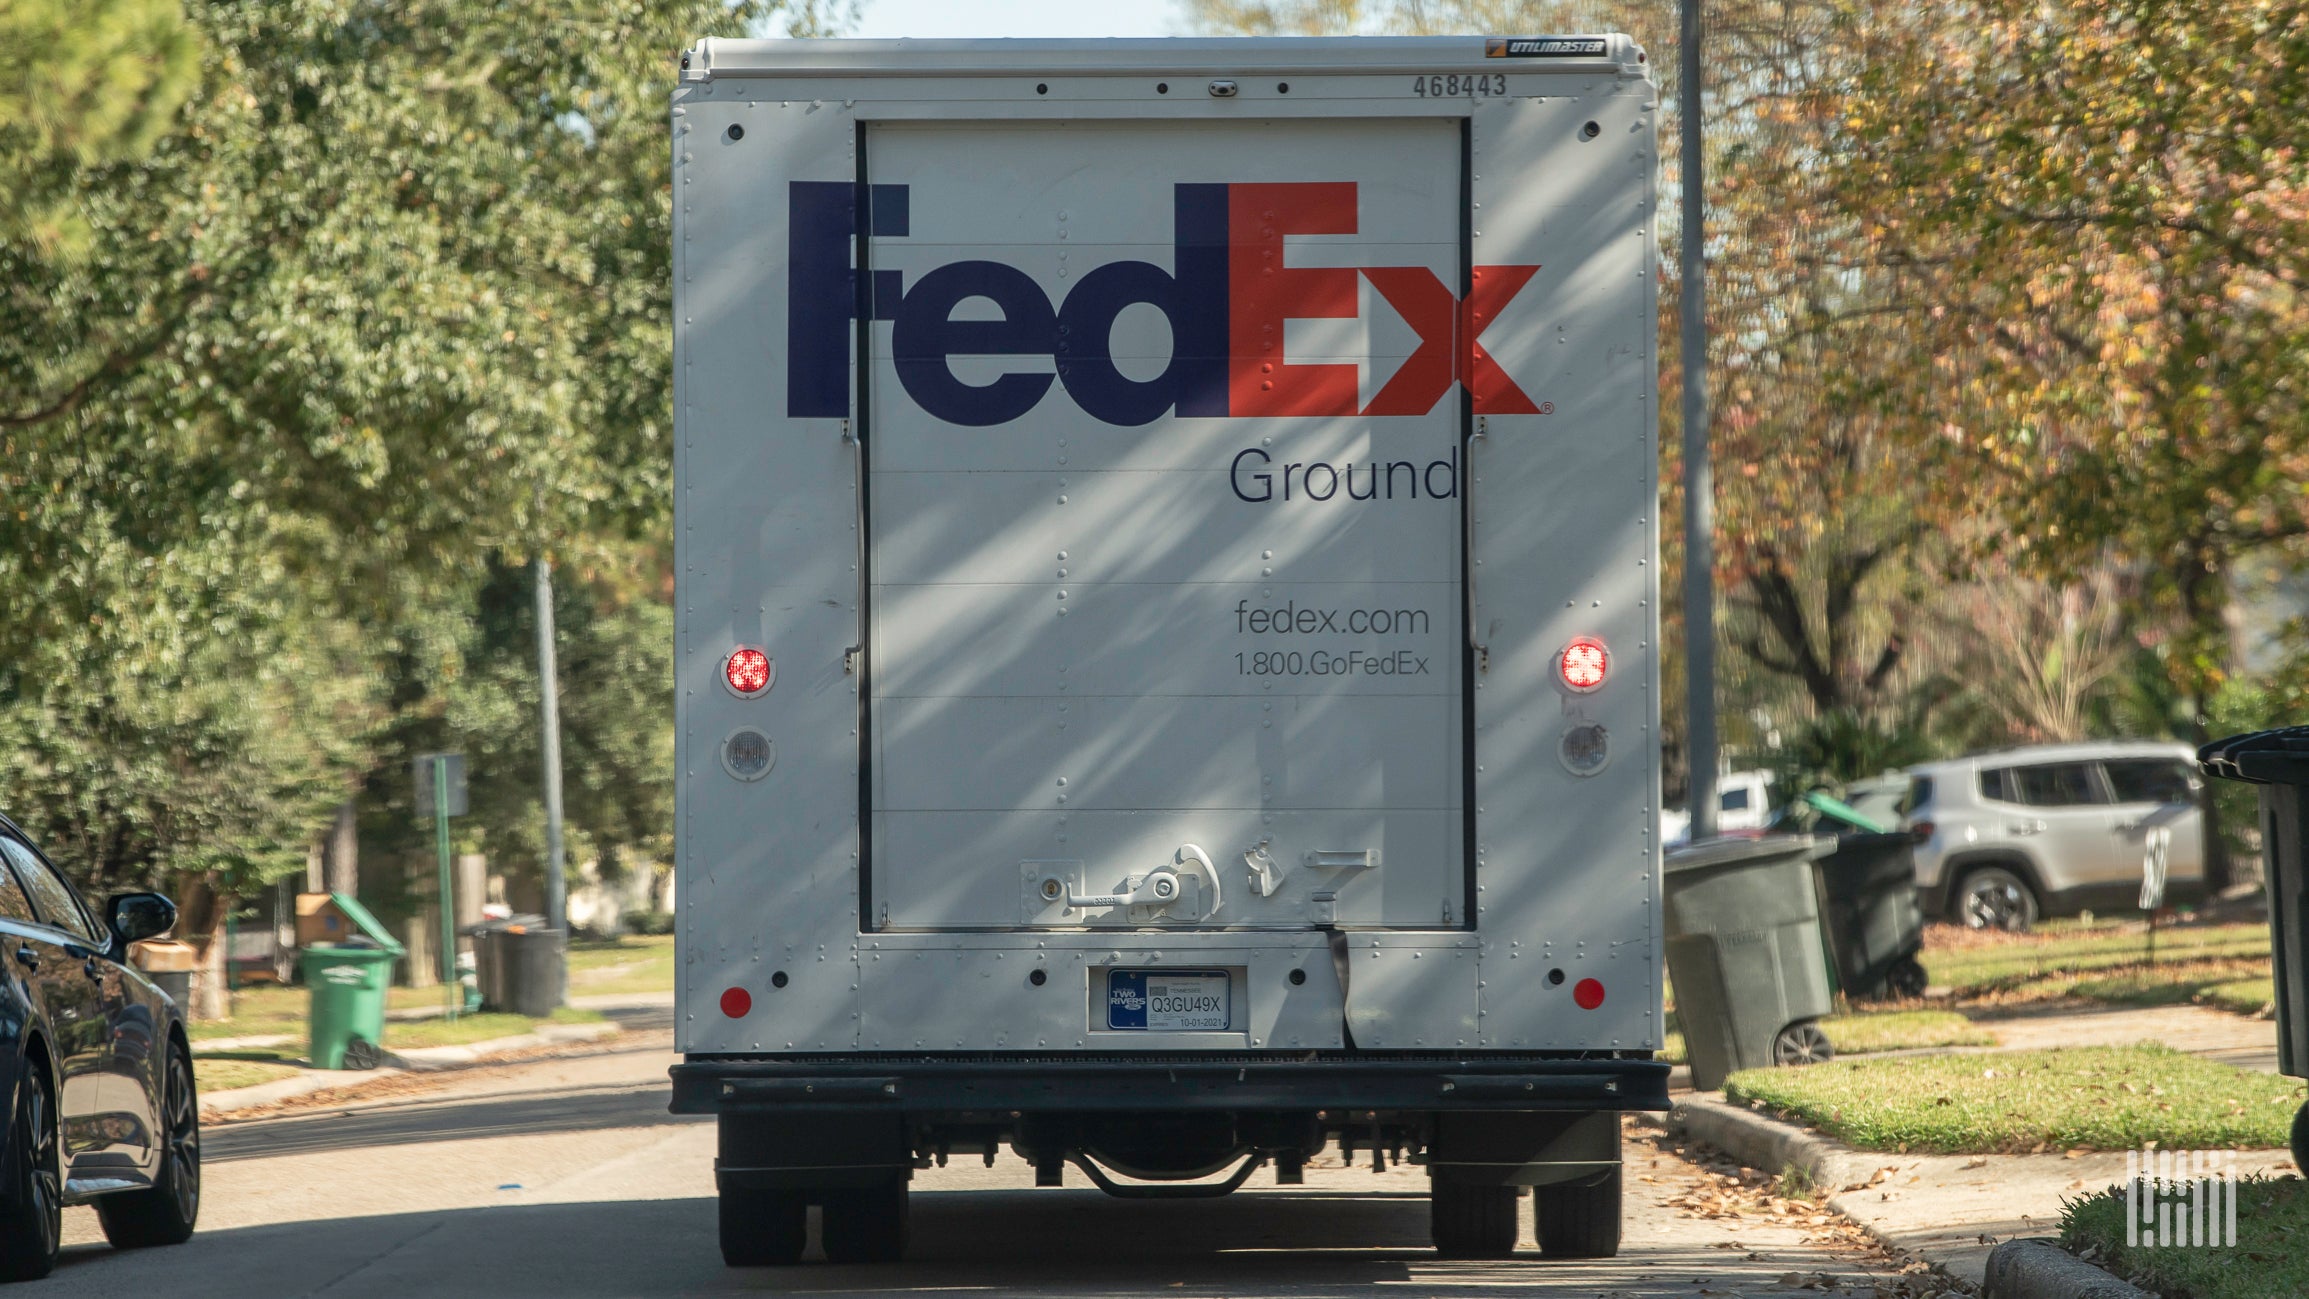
xmin=468 ymin=916 xmax=565 ymax=1016
xmin=1664 ymin=835 xmax=1839 ymax=1091
xmin=1813 ymin=831 xmax=1928 ymax=1001
xmin=464 ymin=913 xmax=563 ymax=1015
xmin=2199 ymin=728 xmax=2309 ymax=1169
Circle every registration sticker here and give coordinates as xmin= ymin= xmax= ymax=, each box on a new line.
xmin=1105 ymin=969 xmax=1230 ymax=1031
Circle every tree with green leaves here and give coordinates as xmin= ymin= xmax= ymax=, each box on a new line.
xmin=1 ymin=0 xmax=788 ymax=1009
xmin=1829 ymin=0 xmax=2309 ymax=738
xmin=0 ymin=0 xmax=200 ymax=255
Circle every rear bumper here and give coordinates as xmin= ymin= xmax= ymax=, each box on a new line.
xmin=670 ymin=1052 xmax=1669 ymax=1116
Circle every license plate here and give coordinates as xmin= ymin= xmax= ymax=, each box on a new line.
xmin=1105 ymin=969 xmax=1229 ymax=1031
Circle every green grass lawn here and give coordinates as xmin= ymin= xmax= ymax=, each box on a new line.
xmin=1724 ymin=1046 xmax=2305 ymax=1154
xmin=2055 ymin=957 xmax=2280 ymax=1014
xmin=191 ymin=991 xmax=604 ymax=1055
xmin=181 ymin=935 xmax=670 ymax=1045
xmin=1925 ymin=920 xmax=2270 ymax=1000
xmin=567 ymin=933 xmax=676 ymax=997
xmin=2065 ymin=1175 xmax=2309 ymax=1299
xmin=2200 ymin=976 xmax=2278 ymax=1018
xmin=1659 ymin=1007 xmax=1992 ymax=1065
xmin=187 ymin=983 xmax=458 ymax=1042
xmin=192 ymin=1058 xmax=302 ymax=1093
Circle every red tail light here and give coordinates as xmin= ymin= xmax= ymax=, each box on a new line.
xmin=1559 ymin=637 xmax=1609 ymax=692
xmin=1909 ymin=820 xmax=1934 ymax=845
xmin=724 ymin=646 xmax=773 ymax=696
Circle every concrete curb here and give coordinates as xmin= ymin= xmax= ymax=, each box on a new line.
xmin=1667 ymin=1096 xmax=2152 ymax=1298
xmin=386 ymin=1020 xmax=622 ymax=1071
xmin=200 ymin=1068 xmax=403 ymax=1115
xmin=1981 ymin=1240 xmax=2152 ymax=1299
xmin=1668 ymin=1094 xmax=1878 ymax=1195
xmin=199 ymin=1021 xmax=623 ymax=1114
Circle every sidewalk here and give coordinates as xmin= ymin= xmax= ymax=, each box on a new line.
xmin=198 ymin=994 xmax=672 ymax=1116
xmin=1666 ymin=1094 xmax=2295 ymax=1290
xmin=1659 ymin=993 xmax=2298 ymax=1292
xmin=1969 ymin=1001 xmax=2279 ymax=1073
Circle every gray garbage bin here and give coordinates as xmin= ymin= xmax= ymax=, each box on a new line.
xmin=1664 ymin=835 xmax=1838 ymax=1092
xmin=2199 ymin=728 xmax=2309 ymax=1169
xmin=470 ymin=918 xmax=566 ymax=1016
xmin=1813 ymin=831 xmax=1928 ymax=1001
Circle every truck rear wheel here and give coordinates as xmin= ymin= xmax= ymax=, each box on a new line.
xmin=1429 ymin=1181 xmax=1518 ymax=1258
xmin=719 ymin=1187 xmax=806 ymax=1267
xmin=1534 ymin=1168 xmax=1621 ymax=1258
xmin=820 ymin=1177 xmax=908 ymax=1264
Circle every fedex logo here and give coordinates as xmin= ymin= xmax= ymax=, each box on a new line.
xmin=788 ymin=181 xmax=1539 ymax=427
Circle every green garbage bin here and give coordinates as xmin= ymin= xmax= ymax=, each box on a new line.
xmin=297 ymin=892 xmax=406 ymax=1070
xmin=302 ymin=944 xmax=400 ymax=1069
xmin=1664 ymin=835 xmax=1838 ymax=1092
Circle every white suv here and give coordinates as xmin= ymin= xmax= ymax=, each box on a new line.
xmin=1904 ymin=741 xmax=2206 ymax=929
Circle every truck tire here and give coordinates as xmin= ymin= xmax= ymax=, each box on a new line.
xmin=1429 ymin=1181 xmax=1518 ymax=1258
xmin=1534 ymin=1168 xmax=1622 ymax=1258
xmin=96 ymin=1041 xmax=201 ymax=1248
xmin=719 ymin=1187 xmax=806 ymax=1267
xmin=820 ymin=1177 xmax=908 ymax=1264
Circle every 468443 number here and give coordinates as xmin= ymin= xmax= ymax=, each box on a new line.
xmin=1413 ymin=73 xmax=1507 ymax=98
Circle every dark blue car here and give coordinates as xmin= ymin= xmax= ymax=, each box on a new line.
xmin=0 ymin=814 xmax=198 ymax=1280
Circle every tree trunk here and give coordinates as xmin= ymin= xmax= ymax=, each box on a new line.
xmin=324 ymin=800 xmax=359 ymax=896
xmin=178 ymin=876 xmax=233 ymax=1022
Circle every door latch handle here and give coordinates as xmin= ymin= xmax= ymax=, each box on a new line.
xmin=2008 ymin=820 xmax=2045 ymax=836
xmin=11 ymin=946 xmax=34 ymax=971
xmin=1061 ymin=845 xmax=1224 ymax=916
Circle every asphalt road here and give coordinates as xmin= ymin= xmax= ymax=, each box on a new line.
xmin=38 ymin=1035 xmax=1939 ymax=1297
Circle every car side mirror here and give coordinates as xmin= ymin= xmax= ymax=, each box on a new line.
xmin=108 ymin=893 xmax=177 ymax=945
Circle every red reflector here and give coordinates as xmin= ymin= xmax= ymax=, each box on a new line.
xmin=1572 ymin=978 xmax=1605 ymax=1010
xmin=720 ymin=987 xmax=752 ymax=1018
xmin=1560 ymin=637 xmax=1609 ymax=691
xmin=725 ymin=647 xmax=772 ymax=695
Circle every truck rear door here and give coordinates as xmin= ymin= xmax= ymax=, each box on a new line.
xmin=862 ymin=119 xmax=1467 ymax=932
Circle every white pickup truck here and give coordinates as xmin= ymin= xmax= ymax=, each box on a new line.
xmin=666 ymin=34 xmax=1666 ymax=1266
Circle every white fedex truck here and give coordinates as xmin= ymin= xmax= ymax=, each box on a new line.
xmin=668 ymin=35 xmax=1665 ymax=1266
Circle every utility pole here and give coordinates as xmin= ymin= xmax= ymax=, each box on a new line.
xmin=535 ymin=557 xmax=568 ymax=932
xmin=1680 ymin=0 xmax=1719 ymax=840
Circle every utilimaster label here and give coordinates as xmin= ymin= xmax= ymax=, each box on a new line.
xmin=1485 ymin=37 xmax=1608 ymax=58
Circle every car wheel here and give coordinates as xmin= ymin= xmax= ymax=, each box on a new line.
xmin=1534 ymin=1168 xmax=1622 ymax=1259
xmin=1954 ymin=867 xmax=2038 ymax=932
xmin=718 ymin=1187 xmax=807 ymax=1267
xmin=1772 ymin=1022 xmax=1834 ymax=1066
xmin=0 ymin=1065 xmax=60 ymax=1281
xmin=97 ymin=1041 xmax=201 ymax=1248
xmin=1430 ymin=1179 xmax=1519 ymax=1258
